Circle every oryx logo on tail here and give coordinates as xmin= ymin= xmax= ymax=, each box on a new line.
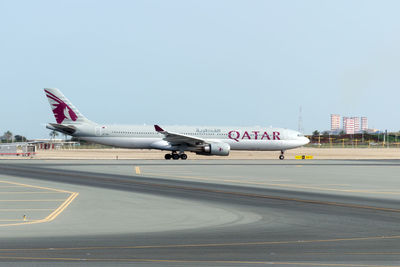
xmin=45 ymin=89 xmax=78 ymax=124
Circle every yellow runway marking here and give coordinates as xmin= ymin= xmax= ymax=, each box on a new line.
xmin=142 ymin=172 xmax=194 ymax=175
xmin=0 ymin=192 xmax=69 ymax=194
xmin=2 ymin=235 xmax=400 ymax=251
xmin=306 ymin=251 xmax=400 ymax=255
xmin=0 ymin=209 xmax=53 ymax=211
xmin=0 ymin=220 xmax=27 ymax=222
xmin=133 ymin=173 xmax=400 ymax=213
xmin=135 ymin=166 xmax=141 ymax=175
xmin=0 ymin=199 xmax=66 ymax=202
xmin=0 ymin=257 xmax=395 ymax=266
xmin=148 ymin=170 xmax=290 ymax=181
xmin=0 ymin=180 xmax=71 ymax=193
xmin=0 ymin=180 xmax=79 ymax=227
xmin=145 ymin=172 xmax=400 ymax=196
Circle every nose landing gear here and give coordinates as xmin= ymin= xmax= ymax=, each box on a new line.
xmin=279 ymin=150 xmax=285 ymax=160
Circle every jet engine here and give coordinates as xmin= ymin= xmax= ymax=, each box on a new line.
xmin=197 ymin=142 xmax=230 ymax=156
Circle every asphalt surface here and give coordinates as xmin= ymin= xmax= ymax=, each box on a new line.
xmin=0 ymin=159 xmax=400 ymax=266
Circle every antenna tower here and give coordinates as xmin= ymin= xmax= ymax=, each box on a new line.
xmin=298 ymin=106 xmax=304 ymax=133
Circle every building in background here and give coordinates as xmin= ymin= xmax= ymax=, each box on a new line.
xmin=352 ymin=117 xmax=360 ymax=133
xmin=342 ymin=116 xmax=348 ymax=132
xmin=331 ymin=115 xmax=369 ymax=134
xmin=343 ymin=117 xmax=355 ymax=134
xmin=361 ymin=117 xmax=368 ymax=132
xmin=29 ymin=139 xmax=79 ymax=150
xmin=330 ymin=114 xmax=341 ymax=131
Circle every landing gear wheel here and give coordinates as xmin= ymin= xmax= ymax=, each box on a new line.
xmin=279 ymin=155 xmax=285 ymax=160
xmin=180 ymin=153 xmax=187 ymax=160
xmin=165 ymin=154 xmax=172 ymax=160
xmin=172 ymin=153 xmax=180 ymax=160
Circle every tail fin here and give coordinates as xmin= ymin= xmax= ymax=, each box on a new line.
xmin=44 ymin=88 xmax=94 ymax=124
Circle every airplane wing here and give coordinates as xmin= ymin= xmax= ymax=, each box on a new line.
xmin=154 ymin=125 xmax=206 ymax=146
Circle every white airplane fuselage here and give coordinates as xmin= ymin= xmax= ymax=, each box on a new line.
xmin=67 ymin=124 xmax=309 ymax=151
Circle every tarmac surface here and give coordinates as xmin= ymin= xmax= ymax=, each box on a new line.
xmin=0 ymin=159 xmax=400 ymax=266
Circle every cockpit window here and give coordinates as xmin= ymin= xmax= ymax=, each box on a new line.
xmin=297 ymin=134 xmax=304 ymax=137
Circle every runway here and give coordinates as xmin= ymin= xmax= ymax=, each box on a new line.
xmin=0 ymin=159 xmax=400 ymax=266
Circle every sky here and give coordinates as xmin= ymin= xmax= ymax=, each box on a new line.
xmin=1 ymin=0 xmax=400 ymax=138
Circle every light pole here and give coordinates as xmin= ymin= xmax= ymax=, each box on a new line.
xmin=385 ymin=130 xmax=389 ymax=148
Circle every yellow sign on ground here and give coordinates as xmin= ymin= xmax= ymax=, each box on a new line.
xmin=295 ymin=155 xmax=313 ymax=160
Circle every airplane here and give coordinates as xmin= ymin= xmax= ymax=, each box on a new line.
xmin=44 ymin=88 xmax=309 ymax=160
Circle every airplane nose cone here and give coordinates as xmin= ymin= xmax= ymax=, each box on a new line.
xmin=302 ymin=136 xmax=310 ymax=145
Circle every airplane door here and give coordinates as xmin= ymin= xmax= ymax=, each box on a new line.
xmin=95 ymin=126 xmax=106 ymax=136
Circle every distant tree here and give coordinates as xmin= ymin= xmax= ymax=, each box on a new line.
xmin=14 ymin=135 xmax=27 ymax=142
xmin=4 ymin=131 xmax=13 ymax=143
xmin=312 ymin=130 xmax=320 ymax=137
xmin=322 ymin=131 xmax=330 ymax=136
xmin=362 ymin=131 xmax=369 ymax=141
xmin=339 ymin=130 xmax=345 ymax=136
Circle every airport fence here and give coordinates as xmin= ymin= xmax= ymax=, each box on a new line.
xmin=307 ymin=133 xmax=400 ymax=148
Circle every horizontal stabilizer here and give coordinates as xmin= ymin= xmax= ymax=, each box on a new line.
xmin=46 ymin=123 xmax=76 ymax=135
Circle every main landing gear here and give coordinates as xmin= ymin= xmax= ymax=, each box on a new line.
xmin=279 ymin=150 xmax=285 ymax=160
xmin=164 ymin=152 xmax=187 ymax=160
